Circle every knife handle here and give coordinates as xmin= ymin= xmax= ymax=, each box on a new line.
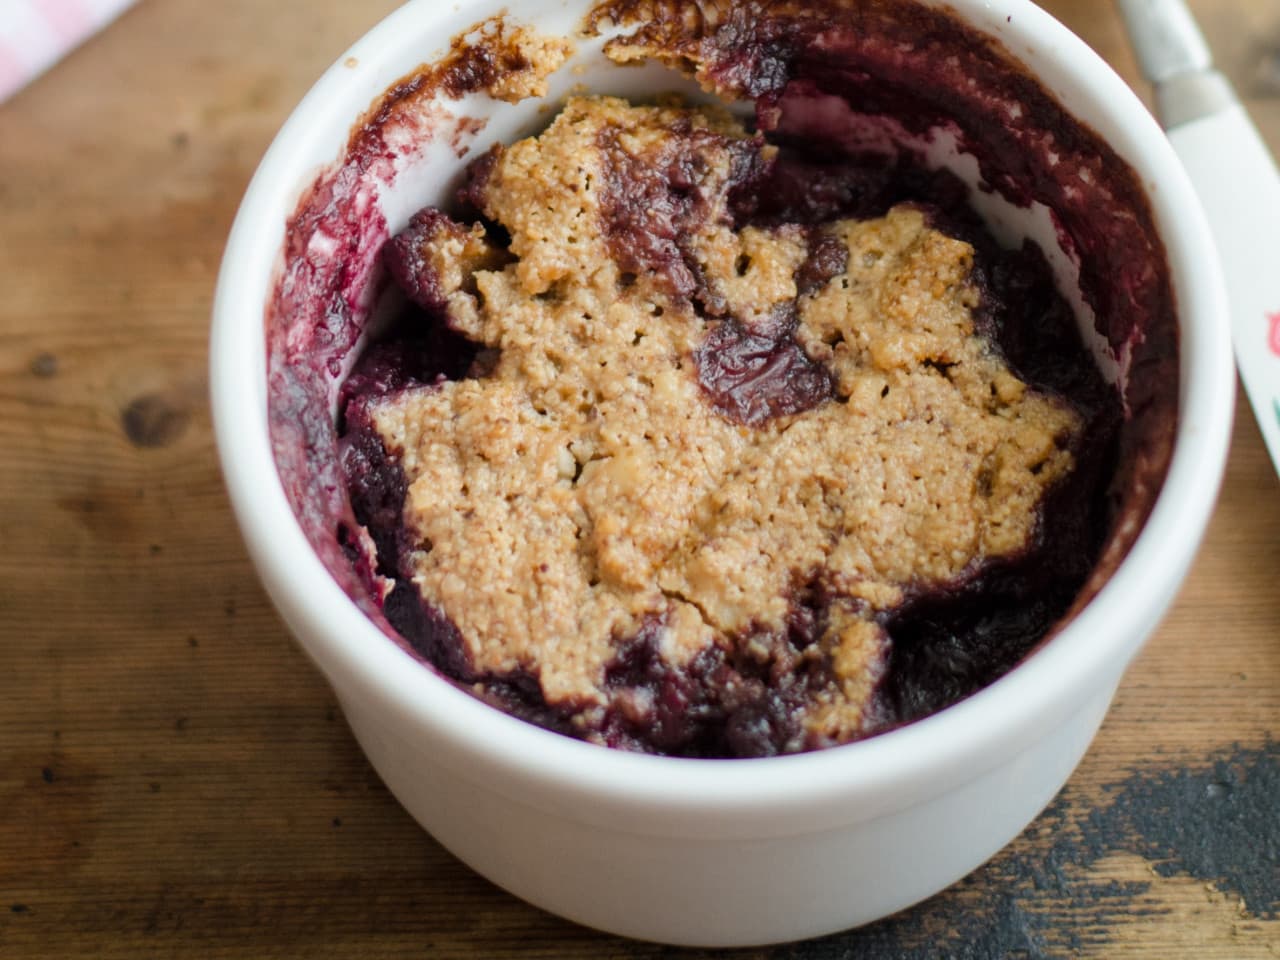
xmin=1168 ymin=102 xmax=1280 ymax=472
xmin=1116 ymin=0 xmax=1212 ymax=84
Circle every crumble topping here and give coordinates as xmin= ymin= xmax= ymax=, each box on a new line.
xmin=362 ymin=96 xmax=1082 ymax=744
xmin=428 ymin=18 xmax=572 ymax=104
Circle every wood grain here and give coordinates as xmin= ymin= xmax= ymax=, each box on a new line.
xmin=1 ymin=1 xmax=1276 ymax=957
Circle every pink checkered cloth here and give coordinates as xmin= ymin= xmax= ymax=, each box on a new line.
xmin=0 ymin=0 xmax=136 ymax=103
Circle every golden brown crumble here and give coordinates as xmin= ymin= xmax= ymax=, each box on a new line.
xmin=367 ymin=96 xmax=1081 ymax=741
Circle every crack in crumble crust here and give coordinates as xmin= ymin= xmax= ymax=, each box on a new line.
xmin=362 ymin=96 xmax=1083 ymax=748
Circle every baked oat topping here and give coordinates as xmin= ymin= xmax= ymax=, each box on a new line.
xmin=360 ymin=96 xmax=1082 ymax=748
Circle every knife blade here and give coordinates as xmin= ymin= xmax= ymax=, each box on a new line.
xmin=1117 ymin=0 xmax=1280 ymax=477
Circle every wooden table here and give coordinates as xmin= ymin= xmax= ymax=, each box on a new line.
xmin=2 ymin=1 xmax=1276 ymax=956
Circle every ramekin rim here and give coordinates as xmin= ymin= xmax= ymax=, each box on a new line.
xmin=210 ymin=0 xmax=1235 ymax=818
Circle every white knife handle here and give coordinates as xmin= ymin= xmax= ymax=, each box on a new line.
xmin=1168 ymin=104 xmax=1280 ymax=472
xmin=1116 ymin=0 xmax=1212 ymax=84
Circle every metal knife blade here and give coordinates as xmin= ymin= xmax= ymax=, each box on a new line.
xmin=1118 ymin=0 xmax=1280 ymax=476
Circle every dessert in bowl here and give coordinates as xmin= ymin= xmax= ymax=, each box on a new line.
xmin=211 ymin=0 xmax=1234 ymax=945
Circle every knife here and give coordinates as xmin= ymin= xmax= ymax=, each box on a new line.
xmin=1117 ymin=0 xmax=1280 ymax=477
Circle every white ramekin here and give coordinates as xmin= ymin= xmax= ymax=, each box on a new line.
xmin=211 ymin=0 xmax=1235 ymax=946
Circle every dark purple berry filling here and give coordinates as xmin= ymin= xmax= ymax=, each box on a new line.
xmin=695 ymin=309 xmax=835 ymax=426
xmin=266 ymin=0 xmax=1178 ymax=758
